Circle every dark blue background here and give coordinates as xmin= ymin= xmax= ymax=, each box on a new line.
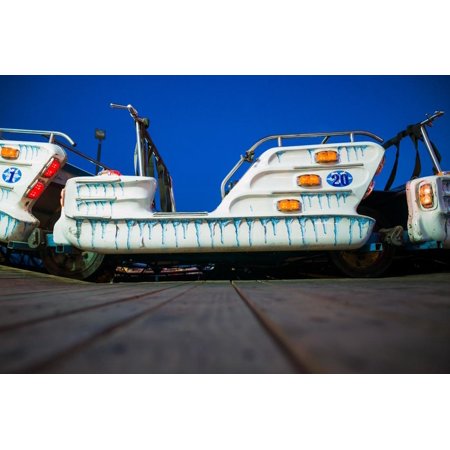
xmin=1 ymin=76 xmax=449 ymax=211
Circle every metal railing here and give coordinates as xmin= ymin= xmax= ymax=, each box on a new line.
xmin=0 ymin=127 xmax=112 ymax=172
xmin=220 ymin=130 xmax=383 ymax=199
xmin=111 ymin=103 xmax=176 ymax=212
xmin=0 ymin=127 xmax=76 ymax=146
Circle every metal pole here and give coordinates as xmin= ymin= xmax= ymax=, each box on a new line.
xmin=96 ymin=141 xmax=102 ymax=174
xmin=135 ymin=121 xmax=145 ymax=176
xmin=420 ymin=125 xmax=442 ymax=174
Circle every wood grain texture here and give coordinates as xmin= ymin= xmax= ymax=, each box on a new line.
xmin=40 ymin=282 xmax=296 ymax=374
xmin=0 ymin=283 xmax=196 ymax=373
xmin=233 ymin=275 xmax=450 ymax=373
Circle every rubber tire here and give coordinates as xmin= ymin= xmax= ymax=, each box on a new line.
xmin=329 ymin=208 xmax=395 ymax=278
xmin=41 ymin=248 xmax=117 ymax=282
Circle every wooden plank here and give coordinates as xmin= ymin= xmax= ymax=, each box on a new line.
xmin=0 ymin=282 xmax=181 ymax=330
xmin=0 ymin=264 xmax=89 ymax=296
xmin=33 ymin=282 xmax=296 ymax=374
xmin=0 ymin=283 xmax=196 ymax=373
xmin=233 ymin=276 xmax=450 ymax=373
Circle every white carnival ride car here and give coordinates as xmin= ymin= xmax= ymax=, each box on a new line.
xmin=2 ymin=105 xmax=448 ymax=280
xmin=51 ymin=104 xmax=449 ymax=279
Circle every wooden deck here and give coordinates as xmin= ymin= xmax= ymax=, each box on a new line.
xmin=0 ymin=264 xmax=449 ymax=373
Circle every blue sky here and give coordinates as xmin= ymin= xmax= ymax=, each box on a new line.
xmin=1 ymin=76 xmax=449 ymax=211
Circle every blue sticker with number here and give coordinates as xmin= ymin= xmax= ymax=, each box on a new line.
xmin=326 ymin=170 xmax=353 ymax=187
xmin=2 ymin=167 xmax=22 ymax=184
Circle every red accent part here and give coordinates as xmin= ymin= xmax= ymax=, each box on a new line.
xmin=42 ymin=158 xmax=61 ymax=178
xmin=27 ymin=181 xmax=46 ymax=200
xmin=99 ymin=169 xmax=121 ymax=176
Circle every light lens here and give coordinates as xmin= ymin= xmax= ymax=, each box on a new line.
xmin=27 ymin=181 xmax=46 ymax=200
xmin=98 ymin=169 xmax=121 ymax=176
xmin=297 ymin=174 xmax=321 ymax=187
xmin=42 ymin=158 xmax=61 ymax=178
xmin=363 ymin=180 xmax=375 ymax=199
xmin=419 ymin=183 xmax=434 ymax=209
xmin=277 ymin=199 xmax=301 ymax=212
xmin=315 ymin=150 xmax=339 ymax=164
xmin=1 ymin=147 xmax=20 ymax=160
xmin=375 ymin=156 xmax=385 ymax=176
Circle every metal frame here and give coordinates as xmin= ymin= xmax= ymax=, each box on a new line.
xmin=0 ymin=127 xmax=76 ymax=146
xmin=220 ymin=130 xmax=383 ymax=199
xmin=0 ymin=127 xmax=113 ymax=172
xmin=111 ymin=103 xmax=175 ymax=212
xmin=419 ymin=111 xmax=444 ymax=173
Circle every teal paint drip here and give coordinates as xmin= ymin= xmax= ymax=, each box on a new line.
xmin=245 ymin=218 xmax=254 ymax=246
xmin=259 ymin=218 xmax=269 ymax=243
xmin=207 ymin=221 xmax=216 ymax=248
xmin=297 ymin=217 xmax=306 ymax=245
xmin=181 ymin=221 xmax=188 ymax=240
xmin=269 ymin=218 xmax=279 ymax=236
xmin=218 ymin=219 xmax=230 ymax=245
xmin=284 ymin=218 xmax=293 ymax=246
xmin=125 ymin=220 xmax=135 ymax=250
xmin=172 ymin=221 xmax=181 ymax=248
xmin=194 ymin=220 xmax=203 ymax=247
xmin=233 ymin=218 xmax=242 ymax=247
xmin=138 ymin=221 xmax=146 ymax=248
xmin=89 ymin=220 xmax=98 ymax=248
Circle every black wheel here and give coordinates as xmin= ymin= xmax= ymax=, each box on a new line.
xmin=329 ymin=208 xmax=395 ymax=278
xmin=41 ymin=248 xmax=117 ymax=282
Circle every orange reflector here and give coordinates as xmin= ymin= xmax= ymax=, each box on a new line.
xmin=297 ymin=174 xmax=321 ymax=187
xmin=42 ymin=158 xmax=61 ymax=178
xmin=419 ymin=183 xmax=434 ymax=209
xmin=277 ymin=199 xmax=301 ymax=212
xmin=315 ymin=150 xmax=339 ymax=164
xmin=375 ymin=156 xmax=385 ymax=176
xmin=363 ymin=180 xmax=375 ymax=199
xmin=1 ymin=147 xmax=20 ymax=160
xmin=26 ymin=181 xmax=46 ymax=200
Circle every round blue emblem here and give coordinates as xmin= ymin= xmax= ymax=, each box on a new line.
xmin=326 ymin=170 xmax=353 ymax=187
xmin=2 ymin=167 xmax=22 ymax=184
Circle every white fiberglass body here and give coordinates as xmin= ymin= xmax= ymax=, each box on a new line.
xmin=0 ymin=139 xmax=66 ymax=242
xmin=406 ymin=174 xmax=450 ymax=248
xmin=53 ymin=141 xmax=385 ymax=254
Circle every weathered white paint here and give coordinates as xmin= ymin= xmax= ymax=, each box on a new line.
xmin=53 ymin=141 xmax=384 ymax=253
xmin=406 ymin=175 xmax=450 ymax=248
xmin=0 ymin=140 xmax=67 ymax=242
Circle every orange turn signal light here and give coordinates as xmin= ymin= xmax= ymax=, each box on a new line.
xmin=277 ymin=199 xmax=301 ymax=212
xmin=1 ymin=147 xmax=20 ymax=160
xmin=297 ymin=174 xmax=321 ymax=187
xmin=315 ymin=150 xmax=339 ymax=164
xmin=419 ymin=183 xmax=434 ymax=209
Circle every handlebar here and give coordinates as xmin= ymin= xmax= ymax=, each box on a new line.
xmin=421 ymin=111 xmax=444 ymax=127
xmin=110 ymin=103 xmax=140 ymax=120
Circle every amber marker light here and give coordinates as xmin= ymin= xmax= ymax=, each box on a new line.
xmin=419 ymin=183 xmax=434 ymax=209
xmin=297 ymin=174 xmax=321 ymax=187
xmin=1 ymin=147 xmax=20 ymax=160
xmin=315 ymin=150 xmax=339 ymax=164
xmin=277 ymin=199 xmax=301 ymax=212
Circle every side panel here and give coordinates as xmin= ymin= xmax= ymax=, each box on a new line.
xmin=54 ymin=141 xmax=383 ymax=254
xmin=406 ymin=175 xmax=450 ymax=248
xmin=0 ymin=140 xmax=67 ymax=242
